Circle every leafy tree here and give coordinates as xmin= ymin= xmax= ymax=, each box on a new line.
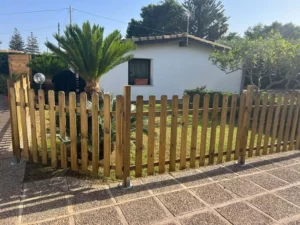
xmin=245 ymin=22 xmax=300 ymax=40
xmin=220 ymin=32 xmax=242 ymax=42
xmin=45 ymin=21 xmax=135 ymax=97
xmin=9 ymin=28 xmax=25 ymax=51
xmin=126 ymin=0 xmax=186 ymax=37
xmin=26 ymin=32 xmax=40 ymax=54
xmin=183 ymin=0 xmax=229 ymax=40
xmin=27 ymin=53 xmax=68 ymax=89
xmin=210 ymin=32 xmax=300 ymax=90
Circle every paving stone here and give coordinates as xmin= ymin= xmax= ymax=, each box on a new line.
xmin=179 ymin=211 xmax=229 ymax=225
xmin=223 ymin=163 xmax=260 ymax=175
xmin=155 ymin=219 xmax=181 ymax=225
xmin=249 ymin=159 xmax=281 ymax=170
xmin=267 ymin=168 xmax=300 ymax=183
xmin=22 ymin=196 xmax=68 ymax=223
xmin=0 ymin=200 xmax=19 ymax=225
xmin=170 ymin=169 xmax=212 ymax=187
xmin=216 ymin=202 xmax=274 ymax=225
xmin=67 ymin=177 xmax=106 ymax=190
xmin=35 ymin=217 xmax=70 ymax=225
xmin=220 ymin=178 xmax=265 ymax=197
xmin=120 ymin=197 xmax=167 ymax=225
xmin=248 ymin=194 xmax=300 ymax=220
xmin=74 ymin=206 xmax=123 ymax=225
xmin=287 ymin=164 xmax=300 ymax=173
xmin=276 ymin=186 xmax=300 ymax=207
xmin=142 ymin=174 xmax=182 ymax=194
xmin=70 ymin=187 xmax=113 ymax=212
xmin=157 ymin=190 xmax=205 ymax=215
xmin=284 ymin=219 xmax=300 ymax=225
xmin=269 ymin=156 xmax=299 ymax=166
xmin=109 ymin=179 xmax=151 ymax=203
xmin=244 ymin=172 xmax=288 ymax=190
xmin=191 ymin=183 xmax=235 ymax=206
xmin=200 ymin=166 xmax=237 ymax=181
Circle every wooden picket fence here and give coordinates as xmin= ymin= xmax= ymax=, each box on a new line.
xmin=8 ymin=84 xmax=300 ymax=180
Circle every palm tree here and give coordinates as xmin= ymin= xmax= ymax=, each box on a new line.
xmin=27 ymin=53 xmax=68 ymax=90
xmin=45 ymin=21 xmax=135 ymax=97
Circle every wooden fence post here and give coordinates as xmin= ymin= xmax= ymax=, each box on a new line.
xmin=122 ymin=86 xmax=131 ymax=187
xmin=238 ymin=85 xmax=254 ymax=165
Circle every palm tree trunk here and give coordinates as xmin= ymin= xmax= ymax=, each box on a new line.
xmin=42 ymin=78 xmax=54 ymax=90
xmin=84 ymin=79 xmax=101 ymax=99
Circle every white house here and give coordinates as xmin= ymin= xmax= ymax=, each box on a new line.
xmin=100 ymin=34 xmax=243 ymax=100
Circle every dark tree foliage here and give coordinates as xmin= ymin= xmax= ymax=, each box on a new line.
xmin=9 ymin=28 xmax=25 ymax=51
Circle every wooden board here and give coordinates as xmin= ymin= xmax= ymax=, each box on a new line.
xmin=69 ymin=92 xmax=78 ymax=171
xmin=104 ymin=94 xmax=111 ymax=177
xmin=209 ymin=94 xmax=219 ymax=165
xmin=159 ymin=95 xmax=167 ymax=173
xmin=276 ymin=94 xmax=289 ymax=153
xmin=19 ymin=88 xmax=29 ymax=160
xmin=147 ymin=96 xmax=156 ymax=175
xmin=262 ymin=94 xmax=275 ymax=155
xmin=169 ymin=95 xmax=178 ymax=171
xmin=123 ymin=86 xmax=131 ymax=183
xmin=199 ymin=94 xmax=209 ymax=166
xmin=248 ymin=94 xmax=260 ymax=157
xmin=283 ymin=94 xmax=295 ymax=151
xmin=180 ymin=95 xmax=189 ymax=169
xmin=234 ymin=94 xmax=245 ymax=160
xmin=115 ymin=95 xmax=124 ymax=178
xmin=289 ymin=94 xmax=300 ymax=150
xmin=217 ymin=94 xmax=228 ymax=164
xmin=226 ymin=94 xmax=237 ymax=161
xmin=48 ymin=91 xmax=57 ymax=168
xmin=135 ymin=96 xmax=143 ymax=177
xmin=255 ymin=94 xmax=268 ymax=156
xmin=28 ymin=89 xmax=38 ymax=163
xmin=80 ymin=93 xmax=88 ymax=171
xmin=92 ymin=93 xmax=99 ymax=175
xmin=190 ymin=94 xmax=200 ymax=168
xmin=59 ymin=91 xmax=67 ymax=168
xmin=270 ymin=94 xmax=282 ymax=154
xmin=38 ymin=89 xmax=47 ymax=165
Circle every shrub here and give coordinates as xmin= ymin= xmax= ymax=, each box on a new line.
xmin=0 ymin=74 xmax=9 ymax=95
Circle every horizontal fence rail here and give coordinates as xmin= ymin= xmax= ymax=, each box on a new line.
xmin=8 ymin=85 xmax=300 ymax=180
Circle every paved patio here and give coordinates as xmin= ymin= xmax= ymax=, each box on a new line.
xmin=2 ymin=95 xmax=300 ymax=224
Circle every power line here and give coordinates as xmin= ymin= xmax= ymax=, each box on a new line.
xmin=73 ymin=8 xmax=178 ymax=35
xmin=0 ymin=26 xmax=57 ymax=35
xmin=0 ymin=8 xmax=68 ymax=16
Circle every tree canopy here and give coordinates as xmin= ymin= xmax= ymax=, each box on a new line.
xmin=9 ymin=28 xmax=25 ymax=51
xmin=26 ymin=32 xmax=40 ymax=54
xmin=126 ymin=0 xmax=229 ymax=41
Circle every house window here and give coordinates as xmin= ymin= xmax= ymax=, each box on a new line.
xmin=128 ymin=59 xmax=151 ymax=85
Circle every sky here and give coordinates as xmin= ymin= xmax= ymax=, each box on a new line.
xmin=0 ymin=0 xmax=300 ymax=51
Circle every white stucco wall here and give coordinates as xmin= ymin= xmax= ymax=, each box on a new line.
xmin=100 ymin=41 xmax=242 ymax=100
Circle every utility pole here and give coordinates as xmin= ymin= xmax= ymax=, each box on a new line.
xmin=58 ymin=23 xmax=61 ymax=49
xmin=69 ymin=6 xmax=72 ymax=25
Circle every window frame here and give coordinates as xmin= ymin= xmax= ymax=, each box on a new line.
xmin=128 ymin=58 xmax=151 ymax=85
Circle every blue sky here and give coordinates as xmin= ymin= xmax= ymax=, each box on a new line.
xmin=0 ymin=0 xmax=299 ymax=51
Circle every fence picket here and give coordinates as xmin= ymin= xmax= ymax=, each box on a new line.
xmin=256 ymin=94 xmax=268 ymax=156
xmin=169 ymin=95 xmax=178 ymax=171
xmin=289 ymin=94 xmax=300 ymax=150
xmin=28 ymin=89 xmax=38 ymax=163
xmin=200 ymin=94 xmax=209 ymax=166
xmin=38 ymin=89 xmax=47 ymax=165
xmin=19 ymin=88 xmax=29 ymax=160
xmin=180 ymin=95 xmax=189 ymax=169
xmin=276 ymin=94 xmax=289 ymax=153
xmin=270 ymin=94 xmax=282 ymax=154
xmin=283 ymin=94 xmax=295 ymax=151
xmin=115 ymin=96 xmax=124 ymax=178
xmin=248 ymin=94 xmax=260 ymax=157
xmin=235 ymin=94 xmax=245 ymax=160
xmin=190 ymin=94 xmax=200 ymax=168
xmin=123 ymin=86 xmax=131 ymax=185
xmin=48 ymin=91 xmax=57 ymax=168
xmin=9 ymin=88 xmax=20 ymax=161
xmin=135 ymin=96 xmax=143 ymax=177
xmin=217 ymin=94 xmax=228 ymax=164
xmin=226 ymin=94 xmax=237 ymax=161
xmin=69 ymin=92 xmax=78 ymax=171
xmin=209 ymin=94 xmax=219 ymax=165
xmin=147 ymin=96 xmax=156 ymax=175
xmin=59 ymin=91 xmax=67 ymax=168
xmin=80 ymin=93 xmax=88 ymax=171
xmin=92 ymin=93 xmax=99 ymax=175
xmin=104 ymin=94 xmax=111 ymax=177
xmin=262 ymin=94 xmax=275 ymax=155
xmin=159 ymin=95 xmax=167 ymax=173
